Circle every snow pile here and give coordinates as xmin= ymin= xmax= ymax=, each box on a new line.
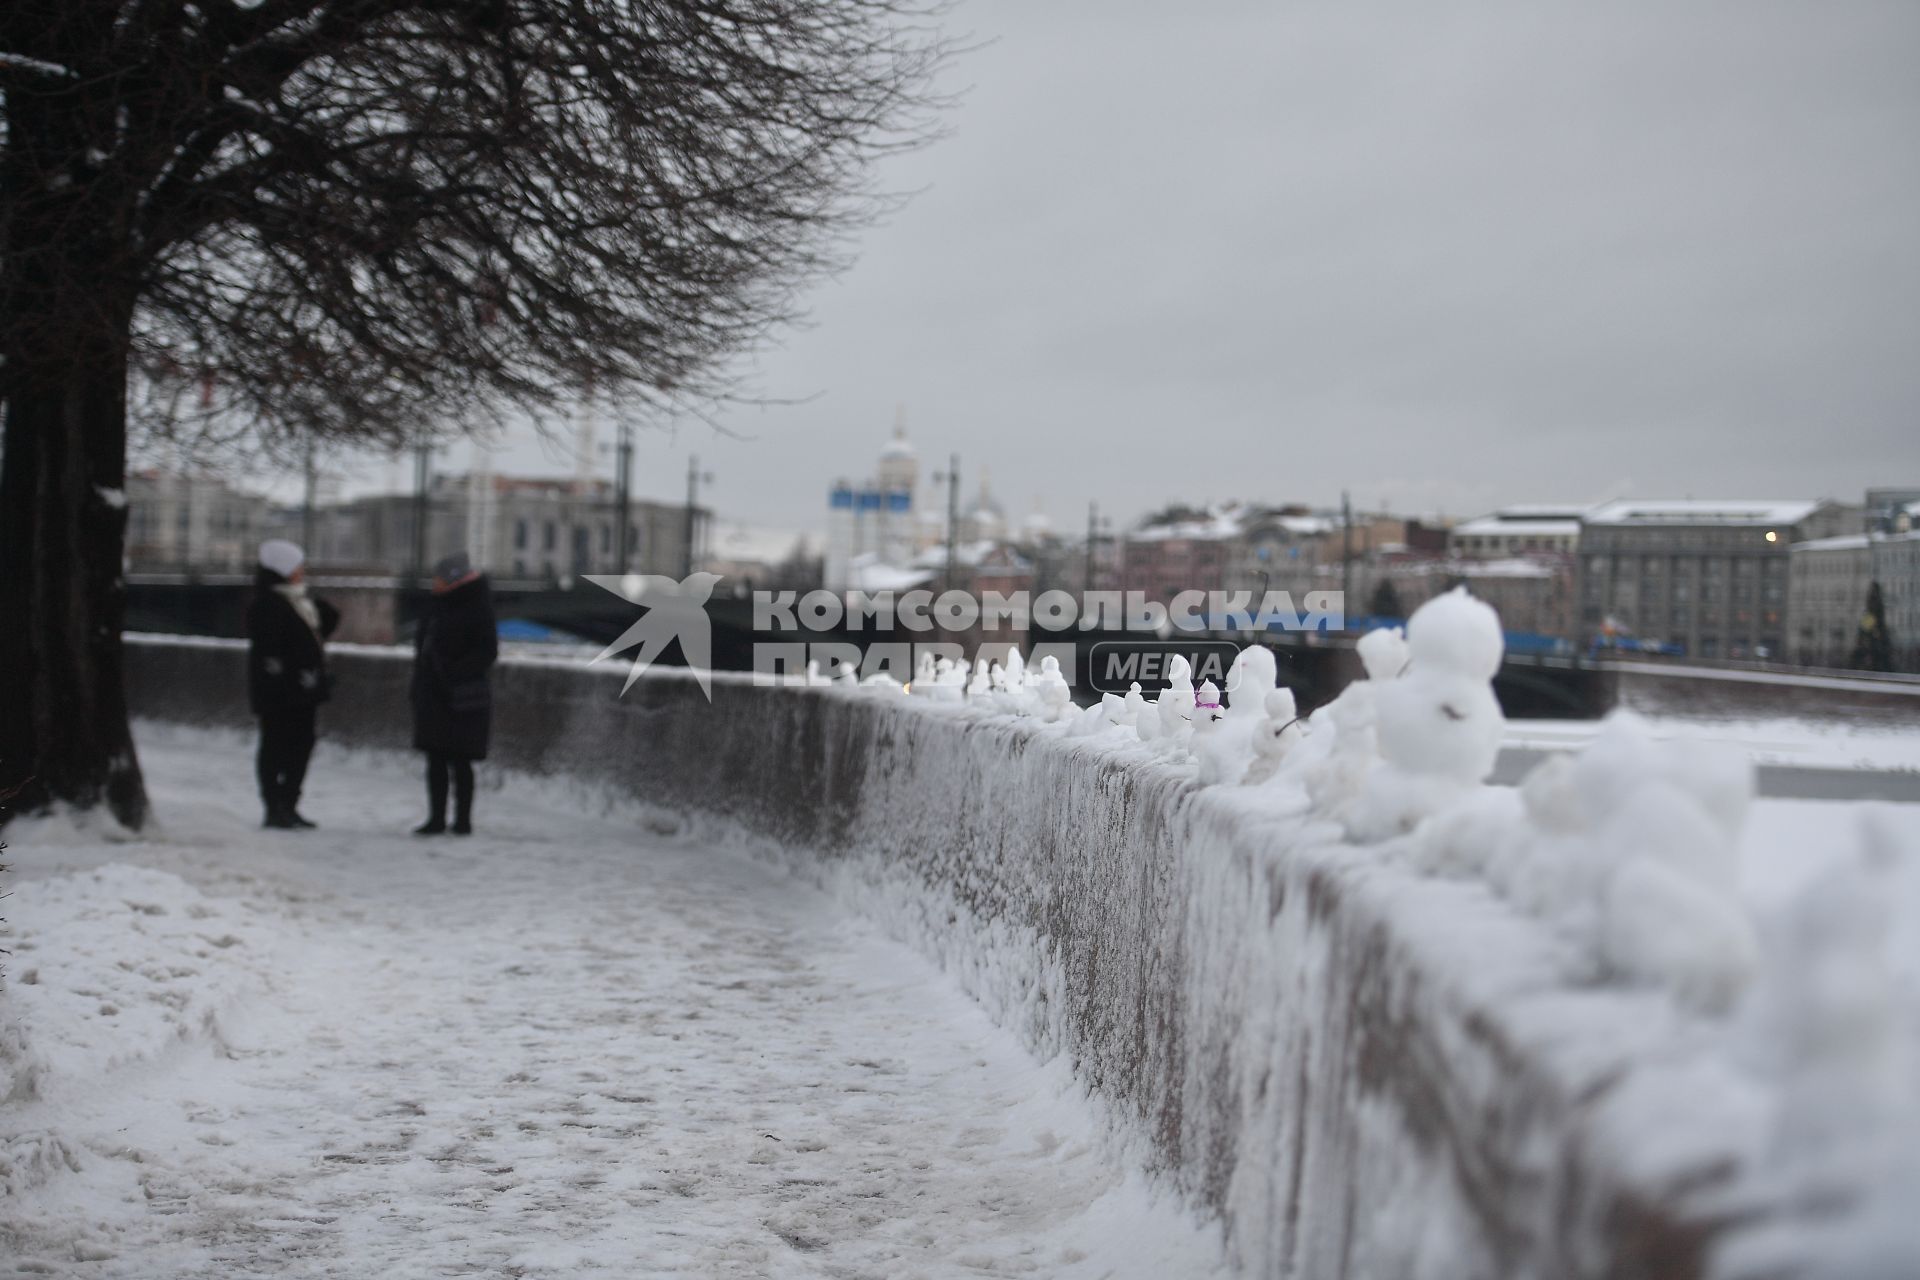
xmin=1719 ymin=808 xmax=1920 ymax=1278
xmin=3 ymin=861 xmax=285 ymax=1197
xmin=941 ymin=591 xmax=1907 ymax=1112
xmin=952 ymin=590 xmax=1770 ymax=1016
xmin=920 ymin=590 xmax=1914 ymax=1269
xmin=2 ymin=862 xmax=283 ymax=1103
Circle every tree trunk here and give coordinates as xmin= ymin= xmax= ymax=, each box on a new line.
xmin=0 ymin=324 xmax=150 ymax=829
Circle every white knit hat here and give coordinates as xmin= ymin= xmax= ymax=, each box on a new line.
xmin=258 ymin=539 xmax=306 ymax=578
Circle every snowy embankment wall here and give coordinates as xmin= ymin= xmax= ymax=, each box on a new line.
xmin=126 ymin=636 xmax=1749 ymax=1278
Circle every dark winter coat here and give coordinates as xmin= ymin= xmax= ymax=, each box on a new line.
xmin=411 ymin=576 xmax=499 ymax=760
xmin=246 ymin=571 xmax=342 ymax=716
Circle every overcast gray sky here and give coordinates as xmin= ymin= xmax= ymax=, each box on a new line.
xmin=344 ymin=0 xmax=1920 ymax=535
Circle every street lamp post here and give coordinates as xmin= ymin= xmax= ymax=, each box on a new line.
xmin=613 ymin=419 xmax=634 ymax=573
xmin=683 ymin=454 xmax=714 ymax=578
xmin=411 ymin=442 xmax=432 ymax=582
xmin=932 ymin=455 xmax=961 ymax=594
xmin=1083 ymin=499 xmax=1112 ymax=596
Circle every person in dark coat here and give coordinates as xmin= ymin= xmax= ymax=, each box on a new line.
xmin=247 ymin=540 xmax=340 ymax=829
xmin=411 ymin=551 xmax=499 ymax=835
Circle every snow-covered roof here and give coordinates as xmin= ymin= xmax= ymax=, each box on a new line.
xmin=1791 ymin=534 xmax=1870 ymax=553
xmin=908 ymin=539 xmax=1028 ymax=572
xmin=844 ymin=553 xmax=934 ymax=593
xmin=1490 ymin=503 xmax=1593 ymax=520
xmin=1458 ymin=557 xmax=1557 ymax=579
xmin=1582 ymin=499 xmax=1823 ymax=528
xmin=1450 ymin=515 xmax=1581 ymax=539
xmin=1127 ymin=511 xmax=1243 ymax=543
xmin=1128 ymin=501 xmax=1331 ymax=543
xmin=1272 ymin=515 xmax=1335 ymax=536
xmin=1377 ymin=557 xmax=1558 ymax=581
xmin=706 ymin=521 xmax=807 ymax=565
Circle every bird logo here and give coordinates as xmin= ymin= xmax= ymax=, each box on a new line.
xmin=585 ymin=572 xmax=723 ymax=699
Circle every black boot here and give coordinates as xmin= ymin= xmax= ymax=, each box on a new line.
xmin=288 ymin=810 xmax=319 ymax=829
xmin=264 ymin=804 xmax=298 ymax=830
xmin=446 ymin=758 xmax=474 ymax=835
xmin=413 ymin=818 xmax=447 ymax=836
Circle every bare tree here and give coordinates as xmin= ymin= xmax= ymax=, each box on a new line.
xmin=1 ymin=0 xmax=947 ymax=827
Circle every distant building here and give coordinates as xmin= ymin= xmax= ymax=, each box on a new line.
xmin=1233 ymin=509 xmax=1340 ymax=602
xmin=1870 ymin=523 xmax=1920 ymax=672
xmin=301 ymin=472 xmax=702 ymax=582
xmin=1864 ymin=488 xmax=1920 ymax=535
xmin=910 ymin=538 xmax=1033 ymax=597
xmin=1351 ymin=550 xmax=1574 ymax=641
xmin=125 ymin=470 xmax=273 ymax=572
xmin=702 ymin=521 xmax=816 ymax=592
xmin=1449 ymin=506 xmax=1585 ymax=559
xmin=1781 ymin=533 xmax=1873 ymax=667
xmin=825 ymin=424 xmax=922 ymax=592
xmin=1576 ymin=499 xmax=1858 ymax=660
xmin=1787 ymin=535 xmax=1872 ymax=667
xmin=1118 ymin=506 xmax=1241 ymax=604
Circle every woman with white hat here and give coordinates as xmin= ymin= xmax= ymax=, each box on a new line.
xmin=247 ymin=539 xmax=340 ymax=829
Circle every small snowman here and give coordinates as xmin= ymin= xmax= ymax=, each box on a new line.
xmin=1193 ymin=645 xmax=1281 ymax=785
xmin=1349 ymin=588 xmax=1505 ymax=839
xmin=1373 ymin=589 xmax=1502 ymax=784
xmin=1194 ymin=680 xmax=1247 ymax=784
xmin=1226 ymin=645 xmax=1279 ymax=722
xmin=1157 ymin=654 xmax=1198 ymax=745
xmin=1242 ymin=688 xmax=1304 ymax=785
xmin=966 ymin=656 xmax=992 ymax=699
xmin=1355 ymin=625 xmax=1410 ymax=681
xmin=1032 ymin=654 xmax=1074 ymax=721
xmin=923 ymin=655 xmax=964 ymax=703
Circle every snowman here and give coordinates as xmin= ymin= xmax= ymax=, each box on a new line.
xmin=996 ymin=648 xmax=1043 ymax=716
xmin=966 ymin=656 xmax=992 ymax=699
xmin=1032 ymin=654 xmax=1075 ymax=722
xmin=1192 ymin=646 xmax=1281 ymax=785
xmin=1194 ymin=680 xmax=1248 ymax=784
xmin=1156 ymin=654 xmax=1199 ymax=747
xmin=1348 ymin=588 xmax=1505 ymax=840
xmin=923 ymin=655 xmax=965 ymax=703
xmin=1355 ymin=625 xmax=1410 ymax=681
xmin=1226 ymin=645 xmax=1279 ymax=721
xmin=1241 ymin=688 xmax=1305 ymax=785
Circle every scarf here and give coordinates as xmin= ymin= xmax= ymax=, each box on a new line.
xmin=273 ymin=582 xmax=322 ymax=636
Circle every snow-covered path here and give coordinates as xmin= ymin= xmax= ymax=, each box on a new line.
xmin=2 ymin=729 xmax=1227 ymax=1278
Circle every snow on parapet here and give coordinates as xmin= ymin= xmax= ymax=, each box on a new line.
xmin=864 ymin=583 xmax=1897 ymax=1055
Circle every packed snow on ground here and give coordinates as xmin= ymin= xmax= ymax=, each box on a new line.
xmin=0 ymin=728 xmax=1230 ymax=1279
